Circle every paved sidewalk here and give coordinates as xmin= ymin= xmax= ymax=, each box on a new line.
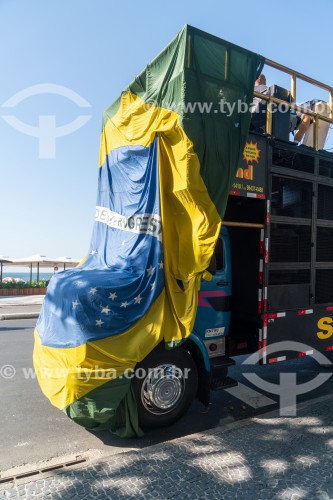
xmin=0 ymin=296 xmax=43 ymax=320
xmin=1 ymin=395 xmax=333 ymax=499
xmin=0 ymin=296 xmax=44 ymax=307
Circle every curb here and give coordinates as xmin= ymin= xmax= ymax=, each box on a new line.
xmin=0 ymin=312 xmax=39 ymax=321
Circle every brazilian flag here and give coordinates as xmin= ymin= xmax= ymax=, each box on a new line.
xmin=33 ymin=25 xmax=264 ymax=437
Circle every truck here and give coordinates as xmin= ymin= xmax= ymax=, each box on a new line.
xmin=132 ymin=84 xmax=333 ymax=430
xmin=34 ymin=25 xmax=333 ymax=435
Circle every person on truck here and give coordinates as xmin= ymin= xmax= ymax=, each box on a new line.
xmin=291 ymin=99 xmax=330 ymax=147
xmin=250 ymin=74 xmax=268 ymax=133
xmin=290 ymin=102 xmax=313 ymax=143
xmin=254 ymin=74 xmax=267 ymax=92
xmin=251 ymin=75 xmax=319 ymax=145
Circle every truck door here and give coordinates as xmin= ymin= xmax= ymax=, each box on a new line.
xmin=194 ymin=227 xmax=232 ymax=341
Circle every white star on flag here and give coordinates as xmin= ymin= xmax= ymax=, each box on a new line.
xmin=150 ymin=282 xmax=155 ymax=290
xmin=89 ymin=287 xmax=97 ymax=295
xmin=74 ymin=280 xmax=84 ymax=287
xmin=72 ymin=300 xmax=79 ymax=309
xmin=158 ymin=261 xmax=164 ymax=269
xmin=120 ymin=301 xmax=129 ymax=308
xmin=109 ymin=292 xmax=117 ymax=300
xmin=101 ymin=305 xmax=111 ymax=314
xmin=134 ymin=295 xmax=143 ymax=304
xmin=96 ymin=319 xmax=104 ymax=327
xmin=90 ymin=250 xmax=97 ymax=255
xmin=147 ymin=265 xmax=155 ymax=276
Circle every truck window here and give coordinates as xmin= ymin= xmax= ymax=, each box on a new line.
xmin=270 ymin=224 xmax=311 ymax=263
xmin=271 ymin=176 xmax=312 ymax=218
xmin=272 ymin=148 xmax=315 ymax=174
xmin=319 ymin=158 xmax=333 ymax=179
xmin=318 ymin=184 xmax=333 ymax=221
xmin=215 ymin=237 xmax=224 ymax=270
xmin=316 ymin=269 xmax=333 ymax=304
xmin=315 ymin=184 xmax=333 ymax=304
xmin=316 ymin=227 xmax=333 ymax=262
xmin=269 ymin=175 xmax=313 ymax=310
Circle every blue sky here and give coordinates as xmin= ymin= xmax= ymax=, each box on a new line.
xmin=0 ymin=0 xmax=332 ymax=261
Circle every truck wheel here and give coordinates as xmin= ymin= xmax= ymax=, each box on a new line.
xmin=132 ymin=347 xmax=198 ymax=429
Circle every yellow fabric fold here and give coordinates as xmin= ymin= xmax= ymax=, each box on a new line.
xmin=35 ymin=91 xmax=222 ymax=410
xmin=34 ymin=291 xmax=166 ymax=409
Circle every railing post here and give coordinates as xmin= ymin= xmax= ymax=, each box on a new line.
xmin=266 ymin=101 xmax=273 ymax=136
xmin=291 ymin=73 xmax=297 ymax=103
xmin=313 ymin=117 xmax=319 ymax=151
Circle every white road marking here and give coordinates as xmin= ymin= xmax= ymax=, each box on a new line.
xmin=224 ymin=382 xmax=276 ymax=408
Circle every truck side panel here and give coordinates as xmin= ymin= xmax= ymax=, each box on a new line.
xmin=263 ymin=140 xmax=333 ymax=363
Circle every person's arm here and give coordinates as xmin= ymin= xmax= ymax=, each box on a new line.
xmin=294 ymin=114 xmax=312 ymax=142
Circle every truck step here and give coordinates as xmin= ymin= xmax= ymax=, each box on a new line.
xmin=210 ymin=356 xmax=235 ymax=370
xmin=211 ymin=376 xmax=238 ymax=391
xmin=220 ymin=356 xmax=236 ymax=367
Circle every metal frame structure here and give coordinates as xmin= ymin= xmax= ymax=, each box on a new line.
xmin=254 ymin=58 xmax=333 ymax=150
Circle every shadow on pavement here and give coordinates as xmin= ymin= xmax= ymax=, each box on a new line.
xmin=3 ymin=400 xmax=333 ymax=498
xmin=0 ymin=326 xmax=32 ymax=332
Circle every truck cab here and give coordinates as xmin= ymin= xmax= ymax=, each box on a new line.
xmin=194 ymin=226 xmax=231 ymax=358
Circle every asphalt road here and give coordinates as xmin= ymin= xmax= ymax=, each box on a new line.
xmin=1 ymin=318 xmax=333 ymax=475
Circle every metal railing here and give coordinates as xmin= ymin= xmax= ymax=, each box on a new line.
xmin=253 ymin=58 xmax=333 ymax=150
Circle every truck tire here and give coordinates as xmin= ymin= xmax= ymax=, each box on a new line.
xmin=132 ymin=347 xmax=198 ymax=429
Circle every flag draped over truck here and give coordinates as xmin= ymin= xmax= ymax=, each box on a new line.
xmin=33 ymin=25 xmax=264 ymax=436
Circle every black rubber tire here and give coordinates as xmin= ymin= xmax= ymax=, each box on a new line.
xmin=132 ymin=347 xmax=198 ymax=429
